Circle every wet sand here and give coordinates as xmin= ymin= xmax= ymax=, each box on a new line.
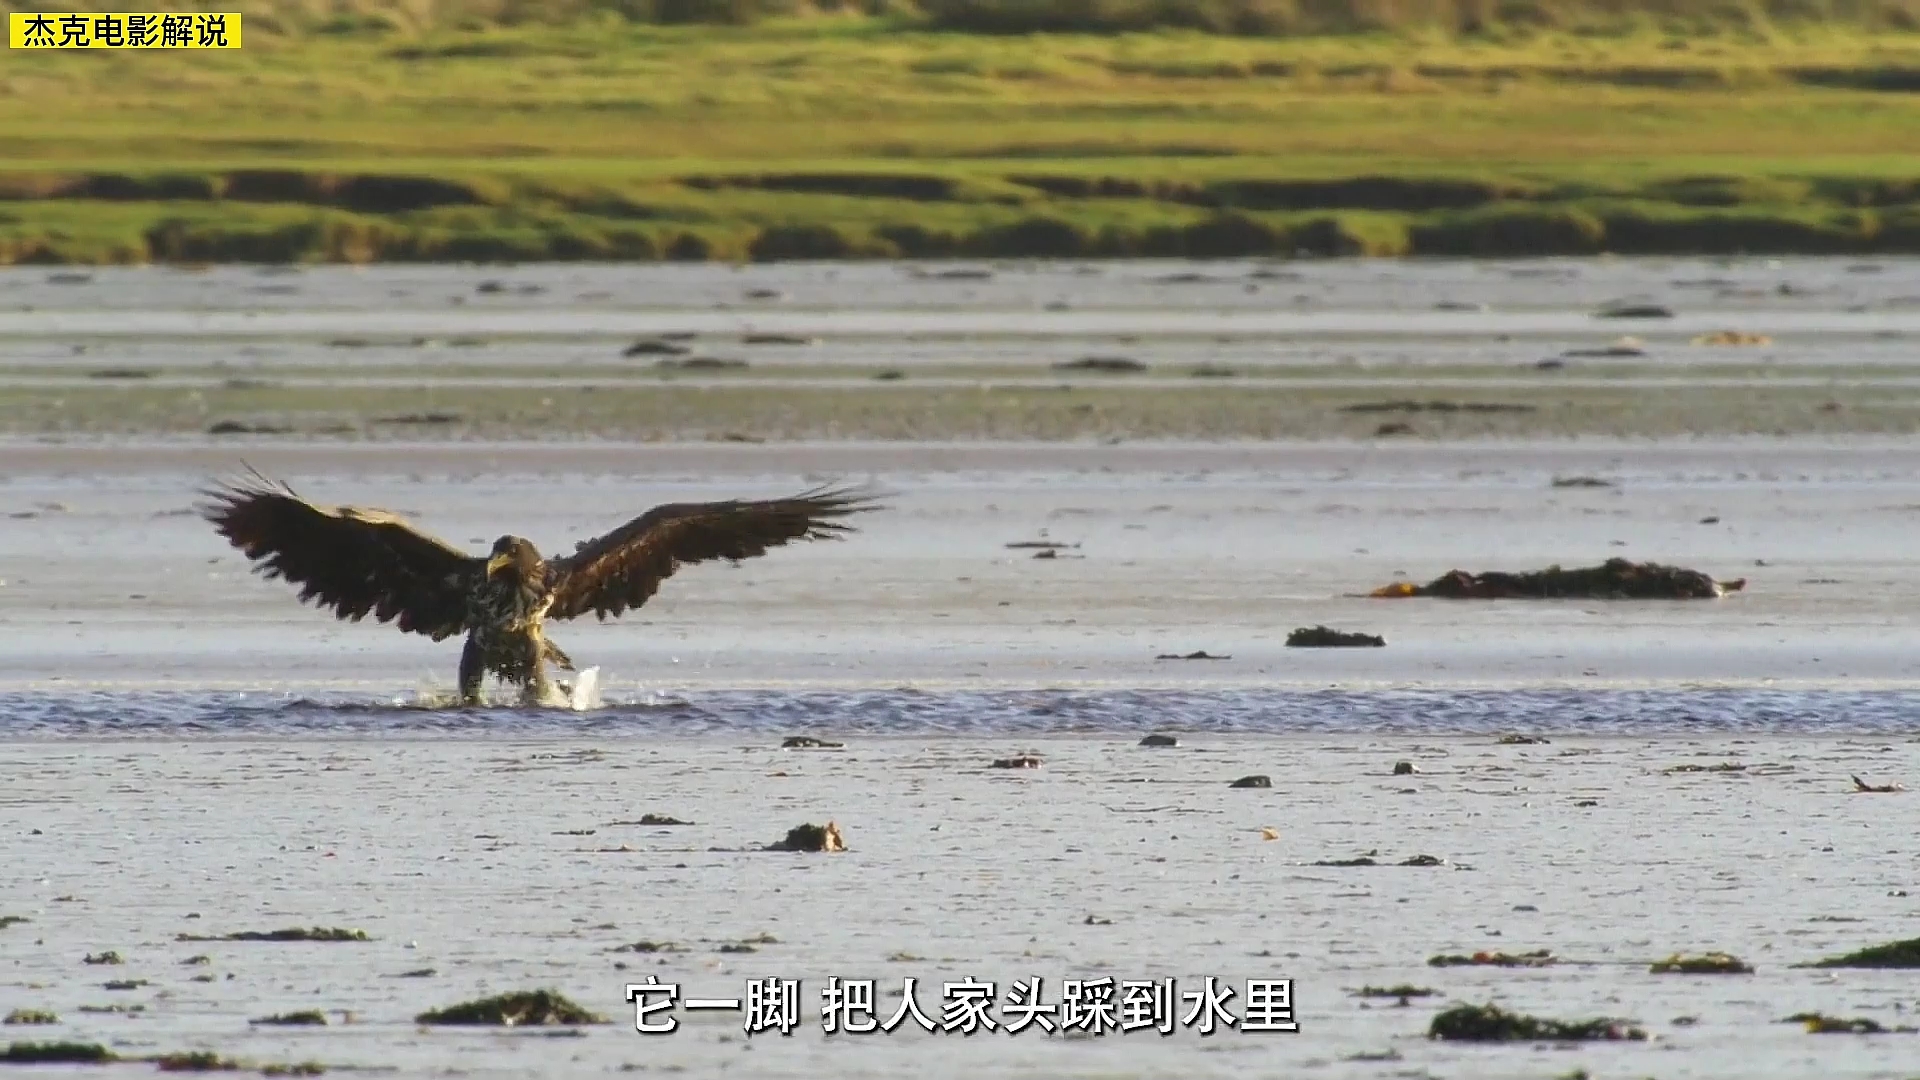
xmin=5 ymin=735 xmax=1919 ymax=1078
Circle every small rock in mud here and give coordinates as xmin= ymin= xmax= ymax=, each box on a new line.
xmin=181 ymin=955 xmax=209 ymax=965
xmin=207 ymin=420 xmax=293 ymax=436
xmin=1054 ymin=356 xmax=1147 ymax=373
xmin=391 ymin=968 xmax=437 ymax=977
xmin=251 ymin=1011 xmax=328 ymax=1026
xmin=1229 ymin=775 xmax=1272 ymax=789
xmin=1157 ymin=650 xmax=1229 ymax=660
xmin=177 ymin=927 xmax=369 ymax=943
xmin=3 ymin=1010 xmax=59 ymax=1025
xmin=1810 ymin=937 xmax=1920 ymax=969
xmin=1552 ymin=475 xmax=1616 ymax=488
xmin=632 ymin=813 xmax=693 ymax=826
xmin=656 ymin=357 xmax=748 ymax=370
xmin=82 ymin=951 xmax=123 ymax=965
xmin=1594 ymin=303 xmax=1674 ymax=319
xmin=416 ymin=990 xmax=608 ymax=1026
xmin=1084 ymin=915 xmax=1113 ymax=925
xmin=1138 ymin=734 xmax=1179 ymax=747
xmin=742 ymin=333 xmax=817 ymax=346
xmin=1853 ymin=775 xmax=1905 ymax=793
xmin=1399 ymin=854 xmax=1444 ymax=866
xmin=1429 ymin=1002 xmax=1646 ymax=1042
xmin=767 ymin=822 xmax=846 ymax=853
xmin=992 ymin=755 xmax=1043 ymax=769
xmin=2 ymin=1042 xmax=116 ymax=1063
xmin=744 ymin=288 xmax=784 ymax=300
xmin=1668 ymin=762 xmax=1746 ymax=774
xmin=1498 ymin=734 xmax=1550 ymax=745
xmin=872 ymin=369 xmax=905 ymax=380
xmin=623 ymin=339 xmax=691 ymax=356
xmin=101 ymin=980 xmax=146 ymax=991
xmin=1392 ymin=761 xmax=1417 ymax=775
xmin=1286 ymin=625 xmax=1385 ymax=648
xmin=782 ymin=736 xmax=843 ymax=749
xmin=1650 ymin=952 xmax=1753 ymax=974
xmin=1429 ymin=949 xmax=1556 ymax=968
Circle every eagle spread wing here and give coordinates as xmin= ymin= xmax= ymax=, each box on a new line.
xmin=545 ymin=485 xmax=884 ymax=622
xmin=199 ymin=471 xmax=480 ymax=640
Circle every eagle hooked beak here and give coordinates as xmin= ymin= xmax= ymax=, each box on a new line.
xmin=486 ymin=552 xmax=512 ymax=578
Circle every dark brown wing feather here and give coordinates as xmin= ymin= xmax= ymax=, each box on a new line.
xmin=545 ymin=484 xmax=884 ymax=622
xmin=199 ymin=470 xmax=480 ymax=640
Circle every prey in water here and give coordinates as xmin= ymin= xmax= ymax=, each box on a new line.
xmin=199 ymin=470 xmax=884 ymax=706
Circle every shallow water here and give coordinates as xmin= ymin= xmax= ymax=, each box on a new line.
xmin=8 ymin=687 xmax=1920 ymax=739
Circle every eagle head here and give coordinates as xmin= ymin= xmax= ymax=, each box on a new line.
xmin=485 ymin=536 xmax=542 ymax=581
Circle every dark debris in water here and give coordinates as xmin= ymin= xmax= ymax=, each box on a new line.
xmin=782 ymin=736 xmax=843 ymax=749
xmin=1853 ymin=774 xmax=1905 ymax=793
xmin=416 ymin=990 xmax=607 ymax=1027
xmin=1429 ymin=1003 xmax=1646 ymax=1042
xmin=1157 ymin=650 xmax=1229 ymax=660
xmin=1372 ymin=558 xmax=1743 ymax=600
xmin=1229 ymin=774 xmax=1271 ymax=788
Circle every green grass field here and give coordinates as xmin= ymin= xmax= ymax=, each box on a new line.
xmin=4 ymin=3 xmax=1920 ymax=262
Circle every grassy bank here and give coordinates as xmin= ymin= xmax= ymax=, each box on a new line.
xmin=3 ymin=10 xmax=1920 ymax=262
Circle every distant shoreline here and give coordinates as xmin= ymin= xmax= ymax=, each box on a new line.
xmin=7 ymin=20 xmax=1920 ymax=265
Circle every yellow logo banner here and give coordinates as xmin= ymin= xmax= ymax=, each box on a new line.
xmin=8 ymin=12 xmax=241 ymax=48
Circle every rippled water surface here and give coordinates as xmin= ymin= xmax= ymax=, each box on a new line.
xmin=8 ymin=687 xmax=1920 ymax=739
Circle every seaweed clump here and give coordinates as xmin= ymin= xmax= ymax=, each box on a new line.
xmin=1810 ymin=937 xmax=1920 ymax=969
xmin=1371 ymin=558 xmax=1743 ymax=599
xmin=1429 ymin=949 xmax=1556 ymax=967
xmin=767 ymin=822 xmax=846 ymax=852
xmin=251 ymin=1011 xmax=328 ymax=1026
xmin=1429 ymin=1003 xmax=1646 ymax=1042
xmin=415 ymin=989 xmax=608 ymax=1027
xmin=1286 ymin=625 xmax=1386 ymax=648
xmin=1784 ymin=1012 xmax=1916 ymax=1034
xmin=2 ymin=1042 xmax=116 ymax=1063
xmin=178 ymin=927 xmax=369 ymax=943
xmin=1651 ymin=952 xmax=1753 ymax=974
xmin=152 ymin=1051 xmax=245 ymax=1071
